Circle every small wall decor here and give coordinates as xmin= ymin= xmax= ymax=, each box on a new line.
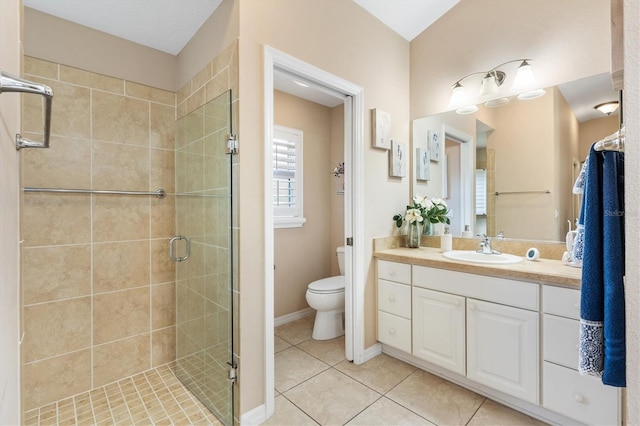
xmin=429 ymin=129 xmax=441 ymax=162
xmin=416 ymin=147 xmax=430 ymax=181
xmin=372 ymin=108 xmax=391 ymax=150
xmin=389 ymin=140 xmax=405 ymax=177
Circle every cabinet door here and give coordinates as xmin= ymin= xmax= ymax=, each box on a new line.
xmin=467 ymin=299 xmax=539 ymax=404
xmin=413 ymin=287 xmax=466 ymax=375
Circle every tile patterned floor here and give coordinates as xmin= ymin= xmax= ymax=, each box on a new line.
xmin=268 ymin=317 xmax=549 ymax=426
xmin=23 ymin=363 xmax=221 ymax=426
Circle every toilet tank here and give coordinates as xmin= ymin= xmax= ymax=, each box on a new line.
xmin=336 ymin=246 xmax=345 ymax=275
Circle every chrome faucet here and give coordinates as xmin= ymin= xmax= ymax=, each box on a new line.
xmin=477 ymin=234 xmax=501 ymax=255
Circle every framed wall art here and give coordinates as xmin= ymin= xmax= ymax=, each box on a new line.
xmin=416 ymin=147 xmax=430 ymax=181
xmin=372 ymin=108 xmax=391 ymax=150
xmin=389 ymin=140 xmax=405 ymax=177
xmin=429 ymin=129 xmax=441 ymax=162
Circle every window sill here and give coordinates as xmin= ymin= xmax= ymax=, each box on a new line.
xmin=274 ymin=217 xmax=307 ymax=229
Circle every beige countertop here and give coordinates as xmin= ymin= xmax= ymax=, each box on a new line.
xmin=374 ymin=247 xmax=581 ymax=288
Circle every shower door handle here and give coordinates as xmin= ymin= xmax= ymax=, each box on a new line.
xmin=169 ymin=236 xmax=190 ymax=262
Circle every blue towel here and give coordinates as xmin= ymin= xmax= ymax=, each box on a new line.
xmin=579 ymin=147 xmax=625 ymax=387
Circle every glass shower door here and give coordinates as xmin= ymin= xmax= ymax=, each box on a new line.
xmin=174 ymin=90 xmax=234 ymax=425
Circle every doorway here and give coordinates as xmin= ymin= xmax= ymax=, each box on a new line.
xmin=263 ymin=46 xmax=364 ymax=420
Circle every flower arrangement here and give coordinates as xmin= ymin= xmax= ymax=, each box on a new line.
xmin=393 ymin=195 xmax=450 ymax=228
xmin=332 ymin=162 xmax=345 ymax=177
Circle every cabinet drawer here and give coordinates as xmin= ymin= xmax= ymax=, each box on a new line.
xmin=378 ymin=279 xmax=411 ymax=319
xmin=377 ymin=311 xmax=411 ymax=353
xmin=543 ymin=362 xmax=620 ymax=426
xmin=543 ymin=285 xmax=580 ymax=319
xmin=413 ymin=266 xmax=538 ymax=311
xmin=378 ymin=260 xmax=411 ymax=285
xmin=543 ymin=314 xmax=579 ymax=369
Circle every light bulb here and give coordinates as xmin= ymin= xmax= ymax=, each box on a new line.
xmin=448 ymin=82 xmax=467 ymax=109
xmin=478 ymin=74 xmax=500 ymax=101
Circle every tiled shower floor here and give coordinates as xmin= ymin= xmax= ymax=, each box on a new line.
xmin=23 ymin=363 xmax=221 ymax=426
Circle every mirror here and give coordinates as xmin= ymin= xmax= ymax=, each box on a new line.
xmin=412 ymin=74 xmax=619 ymax=242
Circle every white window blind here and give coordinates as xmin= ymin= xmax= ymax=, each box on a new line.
xmin=476 ymin=169 xmax=487 ymax=215
xmin=273 ymin=125 xmax=305 ymax=227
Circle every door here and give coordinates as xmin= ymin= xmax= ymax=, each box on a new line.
xmin=466 ymin=298 xmax=538 ymax=404
xmin=174 ymin=90 xmax=235 ymax=425
xmin=413 ymin=287 xmax=466 ymax=375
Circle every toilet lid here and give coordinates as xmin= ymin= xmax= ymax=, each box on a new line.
xmin=308 ymin=276 xmax=345 ymax=293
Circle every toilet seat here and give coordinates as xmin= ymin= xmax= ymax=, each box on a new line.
xmin=308 ymin=276 xmax=344 ymax=294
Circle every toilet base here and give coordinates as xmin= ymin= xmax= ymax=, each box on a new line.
xmin=312 ymin=309 xmax=345 ymax=340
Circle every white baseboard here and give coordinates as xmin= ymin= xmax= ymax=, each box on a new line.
xmin=240 ymin=403 xmax=266 ymax=425
xmin=274 ymin=307 xmax=314 ymax=327
xmin=360 ymin=343 xmax=382 ymax=364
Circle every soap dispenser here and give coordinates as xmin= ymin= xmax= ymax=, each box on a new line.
xmin=462 ymin=225 xmax=473 ymax=238
xmin=441 ymin=227 xmax=453 ymax=252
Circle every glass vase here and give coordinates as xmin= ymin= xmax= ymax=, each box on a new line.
xmin=422 ymin=222 xmax=434 ymax=236
xmin=406 ymin=222 xmax=423 ymax=248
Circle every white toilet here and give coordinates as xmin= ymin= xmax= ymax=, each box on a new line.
xmin=305 ymin=246 xmax=345 ymax=340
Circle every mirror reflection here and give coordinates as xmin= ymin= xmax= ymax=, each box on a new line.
xmin=412 ymin=73 xmax=619 ymax=242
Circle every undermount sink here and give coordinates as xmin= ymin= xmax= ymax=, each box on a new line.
xmin=442 ymin=250 xmax=523 ymax=265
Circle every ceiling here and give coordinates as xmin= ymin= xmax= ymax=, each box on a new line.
xmin=23 ymin=0 xmax=617 ymax=122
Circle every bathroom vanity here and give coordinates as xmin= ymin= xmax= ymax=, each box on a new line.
xmin=374 ymin=247 xmax=620 ymax=426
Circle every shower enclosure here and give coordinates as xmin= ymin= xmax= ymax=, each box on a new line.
xmin=174 ymin=90 xmax=235 ymax=425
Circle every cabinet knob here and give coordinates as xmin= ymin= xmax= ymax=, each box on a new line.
xmin=388 ymin=270 xmax=396 ymax=276
xmin=454 ymin=300 xmax=461 ymax=307
xmin=575 ymin=344 xmax=580 ymax=351
xmin=574 ymin=394 xmax=586 ymax=404
xmin=389 ymin=328 xmax=396 ymax=335
xmin=388 ymin=295 xmax=396 ymax=302
xmin=469 ymin=303 xmax=476 ymax=310
xmin=573 ymin=302 xmax=580 ymax=310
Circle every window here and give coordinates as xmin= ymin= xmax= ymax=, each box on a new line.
xmin=273 ymin=125 xmax=306 ymax=228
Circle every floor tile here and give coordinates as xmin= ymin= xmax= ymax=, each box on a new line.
xmin=335 ymin=353 xmax=416 ymax=393
xmin=297 ymin=336 xmax=345 ymax=365
xmin=275 ymin=347 xmax=329 ymax=392
xmin=261 ymin=395 xmax=317 ymax=425
xmin=275 ymin=336 xmax=292 ymax=353
xmin=386 ymin=369 xmax=485 ymax=425
xmin=467 ymin=398 xmax=549 ymax=426
xmin=275 ymin=317 xmax=313 ymax=345
xmin=346 ymin=396 xmax=435 ymax=426
xmin=285 ymin=369 xmax=381 ymax=426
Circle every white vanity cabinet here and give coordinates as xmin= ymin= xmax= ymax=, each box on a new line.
xmin=412 ymin=266 xmax=539 ymax=404
xmin=376 ymin=260 xmax=412 ymax=353
xmin=466 ymin=298 xmax=538 ymax=404
xmin=412 ymin=287 xmax=465 ymax=375
xmin=541 ymin=285 xmax=621 ymax=426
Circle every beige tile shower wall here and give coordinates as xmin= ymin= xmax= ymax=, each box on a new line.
xmin=20 ymin=57 xmax=176 ymax=411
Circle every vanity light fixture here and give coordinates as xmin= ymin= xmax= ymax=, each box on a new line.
xmin=449 ymin=59 xmax=544 ymax=114
xmin=594 ymin=101 xmax=619 ymax=115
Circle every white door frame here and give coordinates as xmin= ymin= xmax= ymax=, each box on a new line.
xmin=442 ymin=124 xmax=474 ymax=235
xmin=263 ymin=46 xmax=365 ymax=420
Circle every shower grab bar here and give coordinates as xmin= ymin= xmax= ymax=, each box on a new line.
xmin=0 ymin=70 xmax=54 ymax=150
xmin=495 ymin=190 xmax=550 ymax=196
xmin=23 ymin=187 xmax=166 ymax=199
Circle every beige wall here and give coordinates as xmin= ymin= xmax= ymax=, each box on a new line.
xmin=578 ymin=114 xmax=619 ymax=159
xmin=20 ymin=57 xmax=176 ymax=410
xmin=330 ymin=104 xmax=345 ymax=275
xmin=410 ymin=0 xmax=610 ymax=119
xmin=177 ymin=0 xmax=239 ymax=89
xmin=238 ymin=0 xmax=410 ymax=412
xmin=624 ymin=2 xmax=640 ymax=422
xmin=0 ymin=0 xmax=22 ymax=423
xmin=273 ymin=90 xmax=333 ymax=318
xmin=23 ymin=8 xmax=177 ymax=92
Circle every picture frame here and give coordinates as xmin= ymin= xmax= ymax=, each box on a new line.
xmin=372 ymin=108 xmax=391 ymax=150
xmin=429 ymin=129 xmax=441 ymax=162
xmin=389 ymin=140 xmax=405 ymax=177
xmin=416 ymin=147 xmax=430 ymax=181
